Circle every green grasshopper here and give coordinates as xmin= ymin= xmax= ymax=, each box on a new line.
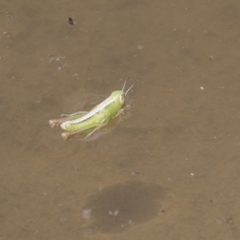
xmin=49 ymin=77 xmax=134 ymax=140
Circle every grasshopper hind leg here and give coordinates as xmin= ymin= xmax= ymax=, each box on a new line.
xmin=60 ymin=111 xmax=88 ymax=118
xmin=49 ymin=119 xmax=65 ymax=128
xmin=49 ymin=111 xmax=88 ymax=129
xmin=61 ymin=119 xmax=107 ymax=140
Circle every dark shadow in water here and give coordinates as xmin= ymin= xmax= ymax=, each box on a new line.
xmin=81 ymin=181 xmax=165 ymax=234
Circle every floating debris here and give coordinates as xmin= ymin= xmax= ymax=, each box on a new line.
xmin=82 ymin=209 xmax=92 ymax=220
xmin=68 ymin=17 xmax=74 ymax=25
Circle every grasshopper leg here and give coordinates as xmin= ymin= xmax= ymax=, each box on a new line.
xmin=60 ymin=111 xmax=88 ymax=117
xmin=49 ymin=111 xmax=88 ymax=128
xmin=84 ymin=120 xmax=107 ymax=138
xmin=61 ymin=120 xmax=107 ymax=140
xmin=114 ymin=108 xmax=124 ymax=119
xmin=61 ymin=131 xmax=75 ymax=140
xmin=61 ymin=128 xmax=89 ymax=140
xmin=49 ymin=119 xmax=65 ymax=128
xmin=61 ymin=129 xmax=88 ymax=140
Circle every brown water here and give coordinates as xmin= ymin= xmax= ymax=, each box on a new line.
xmin=1 ymin=0 xmax=240 ymax=239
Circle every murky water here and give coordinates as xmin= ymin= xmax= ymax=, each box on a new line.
xmin=1 ymin=0 xmax=240 ymax=239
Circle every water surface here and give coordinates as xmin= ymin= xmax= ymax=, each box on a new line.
xmin=1 ymin=0 xmax=240 ymax=239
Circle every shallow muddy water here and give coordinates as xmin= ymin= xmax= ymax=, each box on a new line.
xmin=1 ymin=0 xmax=240 ymax=239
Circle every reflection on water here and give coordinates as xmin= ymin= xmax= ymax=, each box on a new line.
xmin=81 ymin=181 xmax=165 ymax=234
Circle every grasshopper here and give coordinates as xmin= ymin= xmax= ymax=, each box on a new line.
xmin=49 ymin=77 xmax=134 ymax=140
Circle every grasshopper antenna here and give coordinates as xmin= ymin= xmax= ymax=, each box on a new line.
xmin=122 ymin=76 xmax=130 ymax=91
xmin=125 ymin=83 xmax=135 ymax=96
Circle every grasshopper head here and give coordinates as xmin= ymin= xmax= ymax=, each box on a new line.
xmin=111 ymin=90 xmax=125 ymax=106
xmin=110 ymin=78 xmax=134 ymax=108
xmin=119 ymin=92 xmax=125 ymax=105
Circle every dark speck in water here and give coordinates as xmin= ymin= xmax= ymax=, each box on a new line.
xmin=68 ymin=17 xmax=74 ymax=25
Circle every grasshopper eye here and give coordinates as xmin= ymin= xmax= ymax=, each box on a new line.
xmin=120 ymin=94 xmax=125 ymax=104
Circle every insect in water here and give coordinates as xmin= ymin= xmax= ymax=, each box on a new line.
xmin=49 ymin=77 xmax=134 ymax=140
